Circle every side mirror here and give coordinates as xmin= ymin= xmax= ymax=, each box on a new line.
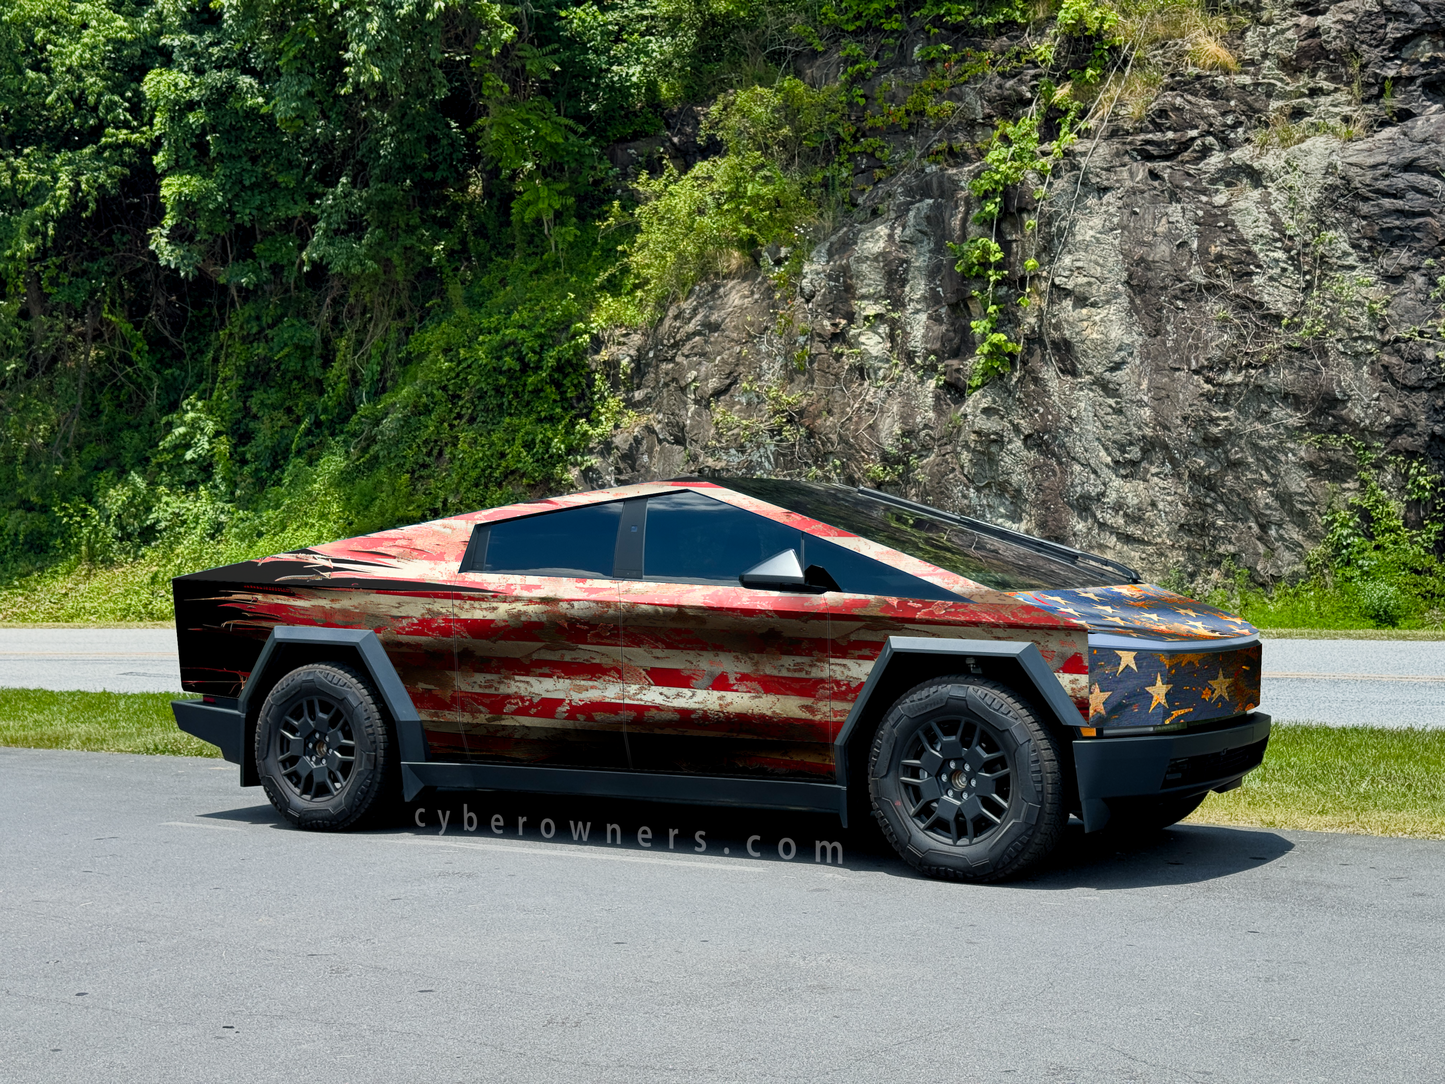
xmin=740 ymin=549 xmax=811 ymax=591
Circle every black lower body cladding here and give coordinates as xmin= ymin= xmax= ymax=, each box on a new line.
xmin=1073 ymin=713 xmax=1271 ymax=832
xmin=868 ymin=676 xmax=1069 ymax=882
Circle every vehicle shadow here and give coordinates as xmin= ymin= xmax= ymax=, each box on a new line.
xmin=199 ymin=803 xmax=281 ymax=825
xmin=193 ymin=788 xmax=1293 ymax=888
xmin=1020 ymin=820 xmax=1295 ymax=889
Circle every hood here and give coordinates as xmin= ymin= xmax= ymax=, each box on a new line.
xmin=1012 ymin=584 xmax=1257 ymax=643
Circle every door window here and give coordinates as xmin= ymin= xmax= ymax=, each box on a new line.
xmin=462 ymin=502 xmax=623 ymax=577
xmin=642 ymin=490 xmax=801 ymax=585
xmin=801 ymin=534 xmax=963 ymax=602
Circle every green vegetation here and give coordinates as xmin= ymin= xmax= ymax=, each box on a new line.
xmin=1171 ymin=442 xmax=1445 ymax=632
xmin=3 ymin=0 xmax=1423 ymax=628
xmin=1189 ymin=724 xmax=1445 ymax=839
xmin=0 ymin=688 xmax=211 ymax=756
xmin=2 ymin=0 xmax=1149 ymax=620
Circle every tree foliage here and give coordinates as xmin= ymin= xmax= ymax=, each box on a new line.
xmin=2 ymin=0 xmax=1144 ymax=611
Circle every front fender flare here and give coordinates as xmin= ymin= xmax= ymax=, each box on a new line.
xmin=833 ymin=636 xmax=1083 ymax=790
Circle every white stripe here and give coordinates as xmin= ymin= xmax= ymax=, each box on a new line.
xmin=627 ymin=685 xmax=825 ymax=717
xmin=456 ymin=672 xmax=622 ymax=700
xmin=160 ymin=821 xmax=243 ymax=832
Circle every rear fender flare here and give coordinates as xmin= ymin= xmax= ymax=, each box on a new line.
xmin=240 ymin=627 xmax=428 ymax=786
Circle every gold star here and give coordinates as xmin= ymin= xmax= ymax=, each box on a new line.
xmin=1088 ymin=684 xmax=1112 ymax=719
xmin=1114 ymin=650 xmax=1138 ymax=675
xmin=1205 ymin=669 xmax=1234 ymax=702
xmin=1145 ymin=674 xmax=1172 ymax=711
xmin=1176 ymin=607 xmax=1199 ymax=617
xmin=1077 ymin=590 xmax=1105 ymax=602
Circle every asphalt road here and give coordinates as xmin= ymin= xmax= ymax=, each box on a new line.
xmin=0 ymin=629 xmax=182 ymax=695
xmin=3 ymin=629 xmax=1443 ymax=728
xmin=3 ymin=747 xmax=1443 ymax=1084
xmin=1259 ymin=639 xmax=1445 ymax=728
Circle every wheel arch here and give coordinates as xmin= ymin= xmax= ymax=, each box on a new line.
xmin=238 ymin=627 xmax=427 ymax=787
xmin=834 ymin=637 xmax=1085 ymax=805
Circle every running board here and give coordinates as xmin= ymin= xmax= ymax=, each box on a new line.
xmin=402 ymin=762 xmax=849 ymax=824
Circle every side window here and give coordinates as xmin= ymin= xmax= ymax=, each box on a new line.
xmin=802 ymin=534 xmax=963 ymax=602
xmin=463 ymin=502 xmax=623 ymax=577
xmin=642 ymin=491 xmax=801 ymax=585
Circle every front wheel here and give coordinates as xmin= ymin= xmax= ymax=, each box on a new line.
xmin=255 ymin=663 xmax=397 ymax=831
xmin=868 ymin=677 xmax=1067 ymax=882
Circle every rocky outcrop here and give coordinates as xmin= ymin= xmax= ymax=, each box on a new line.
xmin=590 ymin=0 xmax=1445 ymax=581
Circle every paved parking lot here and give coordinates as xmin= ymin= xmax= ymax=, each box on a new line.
xmin=3 ymin=747 xmax=1442 ymax=1083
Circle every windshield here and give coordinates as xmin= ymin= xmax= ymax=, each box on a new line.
xmin=712 ymin=478 xmax=1134 ymax=591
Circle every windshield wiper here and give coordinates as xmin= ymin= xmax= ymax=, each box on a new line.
xmin=857 ymin=487 xmax=1141 ymax=584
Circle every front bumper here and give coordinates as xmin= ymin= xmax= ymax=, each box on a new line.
xmin=1073 ymin=712 xmax=1271 ymax=832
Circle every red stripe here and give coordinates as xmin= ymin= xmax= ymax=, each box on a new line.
xmin=457 ymin=656 xmax=621 ymax=683
xmin=455 ymin=692 xmax=633 ymax=722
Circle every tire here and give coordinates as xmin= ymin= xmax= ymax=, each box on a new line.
xmin=255 ymin=663 xmax=398 ymax=831
xmin=1104 ymin=791 xmax=1208 ymax=835
xmin=868 ymin=676 xmax=1067 ymax=882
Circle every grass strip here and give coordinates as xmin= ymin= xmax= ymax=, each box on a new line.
xmin=2 ymin=694 xmax=1441 ymax=839
xmin=1188 ymin=723 xmax=1445 ymax=839
xmin=0 ymin=688 xmax=215 ymax=758
xmin=1259 ymin=628 xmax=1445 ymax=641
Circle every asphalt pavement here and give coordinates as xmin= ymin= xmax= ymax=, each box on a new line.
xmin=2 ymin=747 xmax=1442 ymax=1083
xmin=1259 ymin=638 xmax=1445 ymax=728
xmin=0 ymin=629 xmax=182 ymax=694
xmin=2 ymin=629 xmax=1442 ymax=728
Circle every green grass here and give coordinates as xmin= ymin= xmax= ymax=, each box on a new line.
xmin=0 ymin=688 xmax=214 ymax=757
xmin=1188 ymin=723 xmax=1445 ymax=839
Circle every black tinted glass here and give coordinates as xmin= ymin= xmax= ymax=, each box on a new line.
xmin=714 ymin=478 xmax=1125 ymax=590
xmin=482 ymin=502 xmax=622 ymax=577
xmin=802 ymin=535 xmax=962 ymax=602
xmin=643 ymin=491 xmax=801 ymax=584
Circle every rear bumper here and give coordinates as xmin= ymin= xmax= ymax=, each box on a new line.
xmin=173 ymin=699 xmax=252 ymax=784
xmin=1073 ymin=712 xmax=1271 ymax=832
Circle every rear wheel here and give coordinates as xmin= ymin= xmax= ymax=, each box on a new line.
xmin=255 ymin=663 xmax=397 ymax=831
xmin=868 ymin=677 xmax=1067 ymax=882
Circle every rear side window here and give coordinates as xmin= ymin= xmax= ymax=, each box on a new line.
xmin=642 ymin=490 xmax=801 ymax=584
xmin=802 ymin=534 xmax=962 ymax=602
xmin=463 ymin=502 xmax=623 ymax=577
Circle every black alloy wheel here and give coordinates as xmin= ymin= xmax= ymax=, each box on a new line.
xmin=899 ymin=715 xmax=1013 ymax=846
xmin=255 ymin=663 xmax=397 ymax=830
xmin=869 ymin=676 xmax=1067 ymax=882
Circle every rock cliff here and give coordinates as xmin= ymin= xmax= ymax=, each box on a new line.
xmin=590 ymin=0 xmax=1445 ymax=581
